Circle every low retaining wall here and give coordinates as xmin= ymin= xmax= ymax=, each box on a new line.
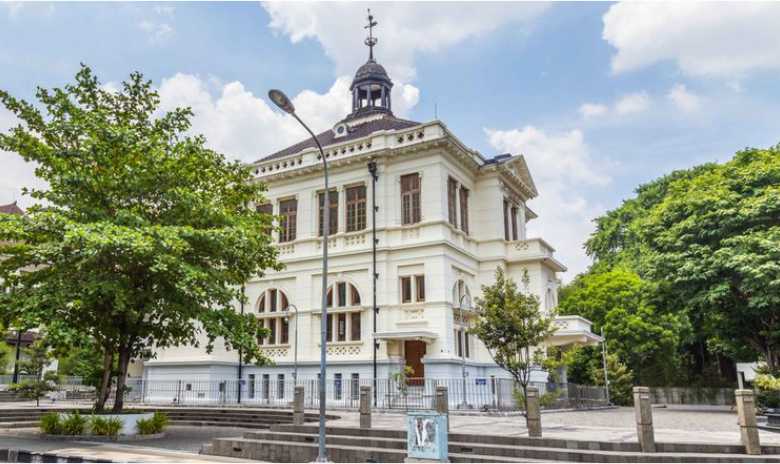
xmin=650 ymin=387 xmax=735 ymax=405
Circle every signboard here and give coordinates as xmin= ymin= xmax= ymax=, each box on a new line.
xmin=475 ymin=378 xmax=486 ymax=386
xmin=406 ymin=410 xmax=448 ymax=462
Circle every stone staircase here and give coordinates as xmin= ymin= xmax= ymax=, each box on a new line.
xmin=0 ymin=407 xmax=324 ymax=430
xmin=203 ymin=424 xmax=780 ymax=463
xmin=0 ymin=391 xmax=22 ymax=403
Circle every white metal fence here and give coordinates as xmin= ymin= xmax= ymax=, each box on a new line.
xmin=121 ymin=377 xmax=607 ymax=411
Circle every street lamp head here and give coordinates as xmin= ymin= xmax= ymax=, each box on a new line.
xmin=268 ymin=89 xmax=295 ymax=114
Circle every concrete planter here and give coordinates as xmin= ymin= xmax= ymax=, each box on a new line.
xmin=104 ymin=412 xmax=154 ymax=436
xmin=39 ymin=431 xmax=166 ymax=442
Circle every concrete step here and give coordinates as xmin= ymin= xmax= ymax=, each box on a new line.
xmin=236 ymin=429 xmax=780 ymax=463
xmin=0 ymin=420 xmax=39 ymax=429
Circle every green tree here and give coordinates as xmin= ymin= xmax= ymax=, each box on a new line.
xmin=592 ymin=354 xmax=633 ymax=406
xmin=10 ymin=338 xmax=59 ymax=406
xmin=558 ymin=267 xmax=688 ymax=385
xmin=472 ymin=267 xmax=556 ymax=416
xmin=639 ymin=145 xmax=780 ymax=370
xmin=0 ymin=65 xmax=279 ymax=412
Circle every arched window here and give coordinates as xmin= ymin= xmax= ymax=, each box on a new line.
xmin=452 ymin=279 xmax=471 ymax=308
xmin=256 ymin=288 xmax=292 ymax=347
xmin=324 ymin=281 xmax=363 ymax=343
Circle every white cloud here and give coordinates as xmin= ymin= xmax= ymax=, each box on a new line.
xmin=603 ymin=2 xmax=780 ymax=77
xmin=0 ymin=107 xmax=45 ymax=208
xmin=667 ymin=84 xmax=702 ymax=112
xmin=614 ymin=92 xmax=650 ymax=115
xmin=485 ymin=126 xmax=611 ymax=277
xmin=263 ymin=2 xmax=549 ymax=84
xmin=157 ymin=73 xmax=371 ymax=162
xmin=578 ymin=92 xmax=650 ymax=119
xmin=138 ymin=20 xmax=174 ymax=44
xmin=579 ymin=103 xmax=608 ymax=119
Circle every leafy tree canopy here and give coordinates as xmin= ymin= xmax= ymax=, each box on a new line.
xmin=472 ymin=267 xmax=556 ymax=410
xmin=0 ymin=65 xmax=280 ymax=410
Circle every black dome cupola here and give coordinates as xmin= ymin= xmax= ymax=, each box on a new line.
xmin=349 ymin=10 xmax=393 ymax=118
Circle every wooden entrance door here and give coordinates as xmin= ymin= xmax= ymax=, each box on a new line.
xmin=404 ymin=340 xmax=426 ymax=385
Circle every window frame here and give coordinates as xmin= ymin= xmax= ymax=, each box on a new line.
xmin=318 ymin=189 xmax=339 ymax=236
xmin=400 ymin=173 xmax=421 ymax=225
xmin=345 ymin=184 xmax=367 ymax=232
xmin=279 ymin=198 xmax=298 ymax=242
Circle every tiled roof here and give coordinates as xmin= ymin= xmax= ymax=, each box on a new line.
xmin=256 ymin=115 xmax=421 ymax=163
xmin=0 ymin=201 xmax=24 ymax=215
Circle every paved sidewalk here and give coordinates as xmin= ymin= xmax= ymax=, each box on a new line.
xmin=328 ymin=406 xmax=780 ymax=446
xmin=32 ymin=443 xmax=253 ymax=463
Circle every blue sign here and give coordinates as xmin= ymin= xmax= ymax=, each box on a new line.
xmin=475 ymin=378 xmax=487 ymax=386
xmin=407 ymin=410 xmax=448 ymax=462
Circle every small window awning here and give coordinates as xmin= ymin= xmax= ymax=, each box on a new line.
xmin=373 ymin=330 xmax=438 ymax=341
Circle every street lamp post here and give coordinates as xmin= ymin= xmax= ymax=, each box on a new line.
xmin=268 ymin=89 xmax=329 ymax=462
xmin=458 ymin=293 xmax=471 ymax=409
xmin=287 ymin=304 xmax=299 ymax=385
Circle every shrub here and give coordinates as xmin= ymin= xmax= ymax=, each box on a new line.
xmin=90 ymin=416 xmax=122 ymax=438
xmin=61 ymin=411 xmax=88 ymax=435
xmin=135 ymin=417 xmax=156 ymax=435
xmin=755 ymin=374 xmax=780 ymax=410
xmin=136 ymin=412 xmax=169 ymax=435
xmin=39 ymin=412 xmax=62 ymax=435
xmin=151 ymin=411 xmax=168 ymax=432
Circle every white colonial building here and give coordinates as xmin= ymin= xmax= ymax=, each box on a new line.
xmin=143 ymin=25 xmax=599 ymax=404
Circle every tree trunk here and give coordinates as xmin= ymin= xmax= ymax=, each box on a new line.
xmin=112 ymin=345 xmax=131 ymax=413
xmin=94 ymin=350 xmax=114 ymax=412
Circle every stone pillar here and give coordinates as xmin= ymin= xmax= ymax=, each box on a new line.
xmin=293 ymin=385 xmax=305 ymax=426
xmin=735 ymin=389 xmax=761 ymax=455
xmin=633 ymin=386 xmax=656 ymax=453
xmin=360 ymin=385 xmax=372 ymax=429
xmin=526 ymin=387 xmax=542 ymax=438
xmin=435 ymin=385 xmax=449 ymax=431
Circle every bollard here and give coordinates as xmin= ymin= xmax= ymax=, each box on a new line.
xmin=525 ymin=387 xmax=542 ymax=438
xmin=435 ymin=385 xmax=449 ymax=431
xmin=293 ymin=385 xmax=305 ymax=426
xmin=735 ymin=389 xmax=761 ymax=455
xmin=360 ymin=385 xmax=372 ymax=429
xmin=633 ymin=386 xmax=656 ymax=453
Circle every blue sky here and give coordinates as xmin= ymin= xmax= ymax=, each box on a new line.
xmin=2 ymin=1 xmax=780 ymax=278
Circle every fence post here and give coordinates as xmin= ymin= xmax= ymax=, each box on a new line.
xmin=293 ymin=385 xmax=305 ymax=426
xmin=633 ymin=386 xmax=656 ymax=452
xmin=735 ymin=389 xmax=761 ymax=455
xmin=526 ymin=386 xmax=542 ymax=438
xmin=360 ymin=385 xmax=372 ymax=429
xmin=435 ymin=385 xmax=449 ymax=431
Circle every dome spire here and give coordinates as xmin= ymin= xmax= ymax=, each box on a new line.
xmin=364 ymin=9 xmax=378 ymax=61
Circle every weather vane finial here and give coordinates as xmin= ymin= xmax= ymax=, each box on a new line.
xmin=364 ymin=9 xmax=378 ymax=61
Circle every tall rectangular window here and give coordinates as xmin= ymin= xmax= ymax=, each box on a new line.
xmin=318 ymin=190 xmax=338 ymax=236
xmin=459 ymin=187 xmax=469 ymax=234
xmin=326 ymin=314 xmax=333 ymax=342
xmin=511 ymin=206 xmax=519 ymax=240
xmin=269 ymin=289 xmax=277 ymax=312
xmin=447 ymin=177 xmax=458 ymax=226
xmin=504 ymin=198 xmax=509 ymax=240
xmin=401 ymin=276 xmax=412 ymax=303
xmin=337 ymin=313 xmax=347 ymax=342
xmin=281 ymin=317 xmax=289 ymax=344
xmin=279 ymin=198 xmax=297 ymax=242
xmin=465 ymin=332 xmax=470 ymax=358
xmin=346 ymin=185 xmax=367 ymax=232
xmin=456 ymin=329 xmax=463 ymax=357
xmin=269 ymin=318 xmax=277 ymax=345
xmin=262 ymin=374 xmax=270 ymax=400
xmin=277 ymin=374 xmax=285 ymax=399
xmin=415 ymin=275 xmax=425 ymax=302
xmin=351 ymin=373 xmax=360 ymax=401
xmin=337 ymin=282 xmax=347 ymax=307
xmin=350 ymin=312 xmax=361 ymax=341
xmin=400 ymin=173 xmax=421 ymax=225
xmin=248 ymin=374 xmax=256 ymax=399
xmin=334 ymin=373 xmax=343 ymax=400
